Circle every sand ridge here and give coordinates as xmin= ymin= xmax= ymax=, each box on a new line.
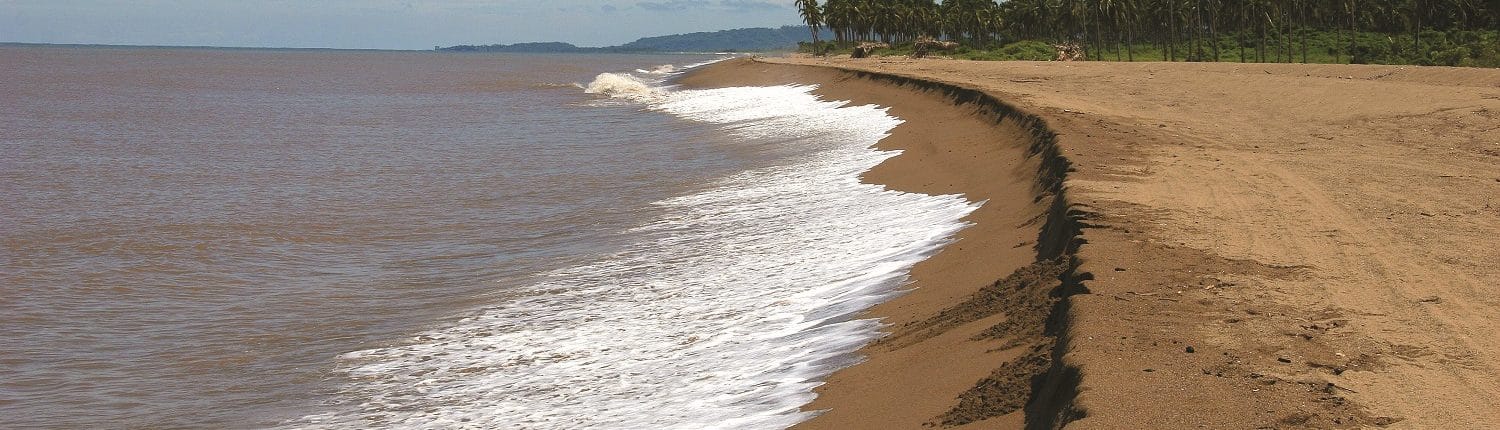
xmin=683 ymin=58 xmax=1500 ymax=428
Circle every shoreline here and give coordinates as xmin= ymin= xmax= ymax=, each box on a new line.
xmin=681 ymin=57 xmax=1500 ymax=428
xmin=679 ymin=59 xmax=1086 ymax=428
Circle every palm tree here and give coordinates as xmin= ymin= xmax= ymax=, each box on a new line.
xmin=795 ymin=0 xmax=825 ymax=53
xmin=800 ymin=0 xmax=1486 ymax=64
xmin=824 ymin=0 xmax=850 ymax=47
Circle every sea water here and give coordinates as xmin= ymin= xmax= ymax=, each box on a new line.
xmin=0 ymin=47 xmax=977 ymax=429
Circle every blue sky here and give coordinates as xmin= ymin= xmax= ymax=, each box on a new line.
xmin=0 ymin=1 xmax=804 ymax=49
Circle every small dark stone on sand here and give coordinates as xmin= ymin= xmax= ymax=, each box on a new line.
xmin=1278 ymin=357 xmax=1293 ymax=363
xmin=1143 ymin=368 xmax=1156 ymax=372
xmin=1114 ymin=267 xmax=1126 ymax=272
xmin=1186 ymin=346 xmax=1196 ymax=353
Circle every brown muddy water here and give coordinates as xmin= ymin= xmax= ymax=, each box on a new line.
xmin=0 ymin=46 xmax=735 ymax=428
xmin=1 ymin=46 xmax=978 ymax=429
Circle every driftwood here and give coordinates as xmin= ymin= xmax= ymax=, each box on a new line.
xmin=1054 ymin=42 xmax=1086 ymax=61
xmin=851 ymin=41 xmax=891 ymax=59
xmin=912 ymin=37 xmax=959 ymax=59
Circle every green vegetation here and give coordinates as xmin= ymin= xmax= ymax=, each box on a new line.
xmin=616 ymin=26 xmax=824 ymax=52
xmin=793 ymin=0 xmax=1500 ymax=67
xmin=806 ymin=40 xmax=1061 ymax=60
xmin=808 ymin=29 xmax=1499 ymax=66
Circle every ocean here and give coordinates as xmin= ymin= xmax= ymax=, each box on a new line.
xmin=0 ymin=46 xmax=976 ymax=428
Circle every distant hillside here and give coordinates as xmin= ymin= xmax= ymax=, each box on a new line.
xmin=617 ymin=26 xmax=826 ymax=52
xmin=438 ymin=26 xmax=832 ymax=53
xmin=439 ymin=42 xmax=590 ymax=53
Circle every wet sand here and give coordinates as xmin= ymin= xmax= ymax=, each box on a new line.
xmin=681 ymin=57 xmax=1500 ymax=428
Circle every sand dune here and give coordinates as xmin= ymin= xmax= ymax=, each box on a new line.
xmin=682 ymin=57 xmax=1500 ymax=429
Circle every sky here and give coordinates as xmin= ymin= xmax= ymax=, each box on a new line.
xmin=0 ymin=0 xmax=805 ymax=50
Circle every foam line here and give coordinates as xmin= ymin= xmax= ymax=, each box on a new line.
xmin=291 ymin=66 xmax=979 ymax=430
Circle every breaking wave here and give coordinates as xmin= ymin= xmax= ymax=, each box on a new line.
xmin=583 ymin=72 xmax=662 ymax=100
xmin=636 ymin=64 xmax=678 ymax=74
xmin=291 ymin=60 xmax=978 ymax=429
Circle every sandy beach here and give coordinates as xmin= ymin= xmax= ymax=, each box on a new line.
xmin=681 ymin=58 xmax=1500 ymax=428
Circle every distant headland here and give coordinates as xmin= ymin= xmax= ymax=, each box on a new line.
xmin=436 ymin=25 xmax=831 ymax=54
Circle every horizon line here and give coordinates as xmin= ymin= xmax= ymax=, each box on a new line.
xmin=0 ymin=41 xmax=426 ymax=52
xmin=1 ymin=24 xmax=813 ymax=52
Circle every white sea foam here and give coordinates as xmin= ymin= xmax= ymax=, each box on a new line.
xmin=584 ymin=57 xmax=733 ymax=100
xmin=292 ymin=65 xmax=979 ymax=429
xmin=583 ymin=72 xmax=663 ymax=100
xmin=636 ymin=64 xmax=677 ymax=74
xmin=680 ymin=56 xmax=736 ymax=70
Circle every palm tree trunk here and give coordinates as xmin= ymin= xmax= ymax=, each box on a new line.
xmin=1338 ymin=16 xmax=1346 ymax=64
xmin=1412 ymin=0 xmax=1421 ymax=59
xmin=1095 ymin=17 xmax=1106 ymax=61
xmin=1299 ymin=5 xmax=1308 ymax=63
xmin=1259 ymin=16 xmax=1267 ymax=63
xmin=1239 ymin=7 xmax=1248 ymax=62
xmin=1192 ymin=0 xmax=1202 ymax=61
xmin=1209 ymin=1 xmax=1220 ymax=61
xmin=1117 ymin=29 xmax=1124 ymax=61
xmin=809 ymin=26 xmax=821 ymax=55
xmin=1348 ymin=0 xmax=1357 ymax=62
xmin=1290 ymin=8 xmax=1302 ymax=63
xmin=1168 ymin=4 xmax=1177 ymax=61
xmin=1239 ymin=26 xmax=1246 ymax=62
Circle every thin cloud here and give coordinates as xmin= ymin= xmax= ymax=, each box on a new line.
xmin=721 ymin=0 xmax=785 ymax=11
xmin=636 ymin=0 xmax=709 ymax=12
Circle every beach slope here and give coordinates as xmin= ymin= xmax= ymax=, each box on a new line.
xmin=683 ymin=58 xmax=1500 ymax=428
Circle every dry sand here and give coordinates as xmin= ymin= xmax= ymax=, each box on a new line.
xmin=681 ymin=57 xmax=1500 ymax=429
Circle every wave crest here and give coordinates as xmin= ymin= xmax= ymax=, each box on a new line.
xmin=583 ymin=73 xmax=661 ymax=100
xmin=291 ymin=59 xmax=977 ymax=430
xmin=636 ymin=64 xmax=678 ymax=74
